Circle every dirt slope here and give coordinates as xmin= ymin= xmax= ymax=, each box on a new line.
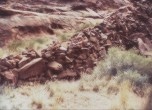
xmin=0 ymin=0 xmax=130 ymax=47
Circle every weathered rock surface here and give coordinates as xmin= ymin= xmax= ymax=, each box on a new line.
xmin=0 ymin=0 xmax=114 ymax=47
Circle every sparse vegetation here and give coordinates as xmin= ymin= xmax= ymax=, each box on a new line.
xmin=56 ymin=30 xmax=76 ymax=41
xmin=0 ymin=0 xmax=152 ymax=109
xmin=80 ymin=47 xmax=152 ymax=91
xmin=75 ymin=22 xmax=99 ymax=33
xmin=0 ymin=48 xmax=9 ymax=57
xmin=78 ymin=47 xmax=152 ymax=109
xmin=0 ymin=36 xmax=54 ymax=58
xmin=93 ymin=48 xmax=151 ymax=80
xmin=1 ymin=48 xmax=151 ymax=109
xmin=55 ymin=21 xmax=100 ymax=42
xmin=5 ymin=37 xmax=52 ymax=54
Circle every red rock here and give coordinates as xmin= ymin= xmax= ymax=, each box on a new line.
xmin=48 ymin=61 xmax=63 ymax=72
xmin=18 ymin=58 xmax=46 ymax=79
xmin=18 ymin=57 xmax=32 ymax=68
xmin=57 ymin=70 xmax=77 ymax=79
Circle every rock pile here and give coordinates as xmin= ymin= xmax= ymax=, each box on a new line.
xmin=0 ymin=26 xmax=111 ymax=87
xmin=41 ymin=27 xmax=110 ymax=75
xmin=99 ymin=0 xmax=152 ymax=49
xmin=0 ymin=49 xmax=46 ymax=86
xmin=0 ymin=0 xmax=152 ymax=87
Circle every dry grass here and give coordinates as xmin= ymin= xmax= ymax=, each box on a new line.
xmin=7 ymin=37 xmax=52 ymax=53
xmin=0 ymin=36 xmax=53 ymax=58
xmin=55 ymin=29 xmax=76 ymax=41
xmin=0 ymin=48 xmax=10 ymax=58
xmin=55 ymin=21 xmax=101 ymax=42
xmin=93 ymin=47 xmax=152 ymax=84
xmin=0 ymin=21 xmax=99 ymax=58
xmin=0 ymin=47 xmax=152 ymax=109
xmin=77 ymin=47 xmax=152 ymax=109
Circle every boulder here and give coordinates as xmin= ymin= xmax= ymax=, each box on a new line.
xmin=137 ymin=38 xmax=152 ymax=56
xmin=0 ymin=59 xmax=14 ymax=69
xmin=0 ymin=65 xmax=8 ymax=72
xmin=18 ymin=57 xmax=31 ymax=68
xmin=22 ymin=49 xmax=39 ymax=58
xmin=1 ymin=70 xmax=15 ymax=81
xmin=0 ymin=70 xmax=17 ymax=86
xmin=48 ymin=61 xmax=63 ymax=72
xmin=17 ymin=58 xmax=47 ymax=79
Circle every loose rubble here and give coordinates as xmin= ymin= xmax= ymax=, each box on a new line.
xmin=0 ymin=0 xmax=152 ymax=87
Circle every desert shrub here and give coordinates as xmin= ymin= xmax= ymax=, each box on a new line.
xmin=93 ymin=47 xmax=152 ymax=84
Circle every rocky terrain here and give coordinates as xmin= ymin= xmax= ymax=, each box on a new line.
xmin=0 ymin=0 xmax=152 ymax=109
